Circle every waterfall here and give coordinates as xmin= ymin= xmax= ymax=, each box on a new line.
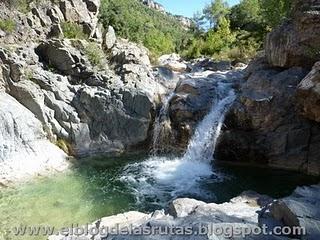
xmin=151 ymin=92 xmax=175 ymax=155
xmin=183 ymin=83 xmax=236 ymax=163
xmin=121 ymin=73 xmax=237 ymax=206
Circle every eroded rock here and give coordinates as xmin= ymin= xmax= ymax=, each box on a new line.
xmin=216 ymin=57 xmax=320 ymax=175
xmin=265 ymin=0 xmax=320 ymax=68
xmin=0 ymin=92 xmax=69 ymax=185
xmin=297 ymin=61 xmax=320 ymax=122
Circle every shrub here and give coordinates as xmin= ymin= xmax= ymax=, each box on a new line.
xmin=0 ymin=19 xmax=16 ymax=33
xmin=61 ymin=22 xmax=88 ymax=39
xmin=84 ymin=43 xmax=105 ymax=68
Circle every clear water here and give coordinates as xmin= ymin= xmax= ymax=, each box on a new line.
xmin=0 ymin=155 xmax=318 ymax=240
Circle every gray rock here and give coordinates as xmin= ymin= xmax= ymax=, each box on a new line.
xmin=48 ymin=24 xmax=63 ymax=38
xmin=260 ymin=184 xmax=320 ymax=240
xmin=49 ymin=191 xmax=282 ymax=240
xmin=297 ymin=61 xmax=320 ymax=122
xmin=165 ymin=70 xmax=243 ymax=151
xmin=72 ymin=86 xmax=154 ymax=156
xmin=0 ymin=92 xmax=68 ymax=185
xmin=0 ymin=66 xmax=7 ymax=91
xmin=216 ymin=57 xmax=320 ymax=175
xmin=35 ymin=39 xmax=94 ymax=79
xmin=103 ymin=26 xmax=116 ymax=50
xmin=0 ymin=0 xmax=101 ymax=44
xmin=265 ymin=0 xmax=320 ymax=68
xmin=158 ymin=54 xmax=187 ymax=72
xmin=192 ymin=59 xmax=232 ymax=72
xmin=168 ymin=198 xmax=206 ymax=218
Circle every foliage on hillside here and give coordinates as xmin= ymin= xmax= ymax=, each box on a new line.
xmin=99 ymin=0 xmax=193 ymax=58
xmin=184 ymin=0 xmax=293 ymax=61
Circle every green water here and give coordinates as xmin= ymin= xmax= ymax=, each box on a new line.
xmin=0 ymin=154 xmax=318 ymax=240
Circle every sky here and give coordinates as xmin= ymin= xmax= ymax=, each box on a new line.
xmin=156 ymin=0 xmax=240 ymax=18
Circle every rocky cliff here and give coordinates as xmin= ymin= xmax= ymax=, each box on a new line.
xmin=139 ymin=0 xmax=193 ymax=28
xmin=216 ymin=0 xmax=320 ymax=176
xmin=0 ymin=0 xmax=165 ymax=184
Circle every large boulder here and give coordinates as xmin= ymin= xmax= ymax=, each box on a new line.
xmin=216 ymin=58 xmax=320 ymax=175
xmin=110 ymin=39 xmax=164 ymax=97
xmin=297 ymin=61 xmax=320 ymax=122
xmin=35 ymin=39 xmax=94 ymax=79
xmin=103 ymin=25 xmax=117 ymax=50
xmin=191 ymin=58 xmax=232 ymax=72
xmin=265 ymin=0 xmax=320 ymax=69
xmin=72 ymin=86 xmax=154 ymax=155
xmin=260 ymin=184 xmax=320 ymax=240
xmin=158 ymin=53 xmax=187 ymax=72
xmin=0 ymin=92 xmax=68 ymax=185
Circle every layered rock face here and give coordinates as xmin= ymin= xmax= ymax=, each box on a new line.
xmin=0 ymin=0 xmax=165 ymax=182
xmin=1 ymin=37 xmax=161 ymax=157
xmin=265 ymin=0 xmax=320 ymax=68
xmin=140 ymin=0 xmax=165 ymax=13
xmin=0 ymin=92 xmax=68 ymax=184
xmin=0 ymin=0 xmax=101 ymax=44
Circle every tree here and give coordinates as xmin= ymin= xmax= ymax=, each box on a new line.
xmin=203 ymin=0 xmax=229 ymax=28
xmin=229 ymin=0 xmax=262 ymax=30
xmin=260 ymin=0 xmax=292 ymax=28
xmin=202 ymin=17 xmax=235 ymax=55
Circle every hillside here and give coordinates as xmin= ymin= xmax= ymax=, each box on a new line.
xmin=99 ymin=0 xmax=193 ymax=58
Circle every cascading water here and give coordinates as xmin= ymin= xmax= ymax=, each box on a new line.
xmin=183 ymin=83 xmax=236 ymax=163
xmin=121 ymin=73 xmax=237 ymax=208
xmin=151 ymin=92 xmax=175 ymax=155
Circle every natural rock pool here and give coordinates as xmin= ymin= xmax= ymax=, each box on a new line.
xmin=0 ymin=154 xmax=318 ymax=240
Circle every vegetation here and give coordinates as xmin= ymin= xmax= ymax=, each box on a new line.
xmin=84 ymin=43 xmax=106 ymax=69
xmin=183 ymin=0 xmax=292 ymax=61
xmin=0 ymin=19 xmax=16 ymax=33
xmin=99 ymin=0 xmax=192 ymax=58
xmin=98 ymin=0 xmax=293 ymax=61
xmin=61 ymin=22 xmax=89 ymax=39
xmin=6 ymin=0 xmax=60 ymax=13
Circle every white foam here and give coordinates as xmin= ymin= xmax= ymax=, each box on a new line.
xmin=121 ymin=79 xmax=236 ymax=205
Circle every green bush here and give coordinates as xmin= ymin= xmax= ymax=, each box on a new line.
xmin=84 ymin=43 xmax=105 ymax=68
xmin=0 ymin=19 xmax=16 ymax=33
xmin=61 ymin=22 xmax=88 ymax=39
